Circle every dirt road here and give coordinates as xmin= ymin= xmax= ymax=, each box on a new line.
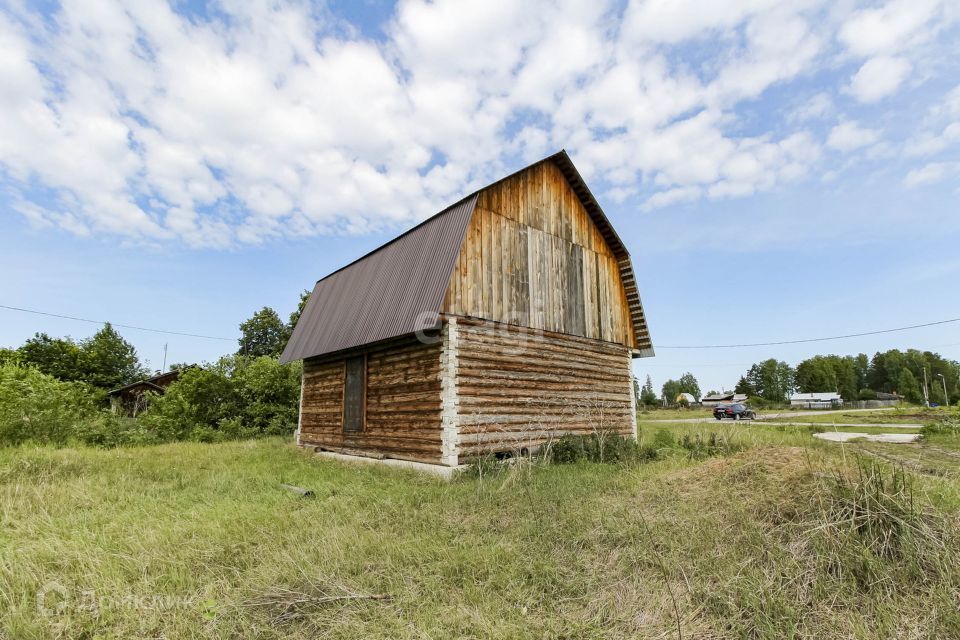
xmin=642 ymin=407 xmax=898 ymax=424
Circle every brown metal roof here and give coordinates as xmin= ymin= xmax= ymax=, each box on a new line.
xmin=107 ymin=369 xmax=183 ymax=396
xmin=280 ymin=194 xmax=477 ymax=363
xmin=280 ymin=150 xmax=653 ymax=362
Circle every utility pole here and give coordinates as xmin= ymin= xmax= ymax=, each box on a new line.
xmin=162 ymin=343 xmax=168 ymax=373
xmin=937 ymin=373 xmax=949 ymax=407
xmin=922 ymin=367 xmax=930 ymax=407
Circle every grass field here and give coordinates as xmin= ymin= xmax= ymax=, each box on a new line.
xmin=2 ymin=423 xmax=959 ymax=638
xmin=762 ymin=408 xmax=946 ymax=425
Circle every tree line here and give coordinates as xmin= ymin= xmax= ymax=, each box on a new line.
xmin=641 ymin=349 xmax=959 ymax=407
xmin=0 ymin=291 xmax=311 ymax=447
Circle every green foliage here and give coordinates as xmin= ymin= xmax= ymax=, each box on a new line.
xmin=233 ymin=356 xmax=302 ymax=434
xmin=139 ymin=355 xmax=301 ymax=441
xmin=640 ymin=375 xmax=658 ymax=407
xmin=858 ymin=388 xmax=878 ymax=400
xmin=15 ymin=324 xmax=147 ymax=389
xmin=678 ymin=372 xmax=701 ymax=400
xmin=80 ymin=323 xmax=147 ymax=389
xmin=652 ymin=427 xmax=676 ymax=449
xmin=734 ymin=375 xmax=757 ymax=396
xmin=813 ymin=458 xmax=956 ymax=592
xmin=547 ymin=433 xmax=657 ymax=464
xmin=0 ymin=362 xmax=100 ymax=446
xmin=661 ymin=371 xmax=700 ymax=404
xmin=868 ymin=349 xmax=959 ymax=404
xmin=679 ymin=432 xmax=744 ymax=459
xmin=238 ymin=307 xmax=289 ymax=358
xmin=920 ymin=415 xmax=960 ymax=438
xmin=745 ymin=395 xmax=775 ymax=409
xmin=16 ymin=332 xmax=85 ymax=382
xmin=287 ymin=289 xmax=311 ymax=332
xmin=741 ymin=359 xmax=794 ymax=403
xmin=897 ymin=369 xmax=923 ymax=404
xmin=795 ymin=354 xmax=860 ymax=399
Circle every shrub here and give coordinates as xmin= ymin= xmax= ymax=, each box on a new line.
xmin=138 ymin=355 xmax=301 ymax=441
xmin=679 ymin=432 xmax=744 ymax=459
xmin=0 ymin=362 xmax=100 ymax=446
xmin=547 ymin=433 xmax=658 ymax=465
xmin=920 ymin=415 xmax=960 ymax=438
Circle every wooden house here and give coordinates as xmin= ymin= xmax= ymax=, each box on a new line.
xmin=281 ymin=151 xmax=654 ymax=466
xmin=108 ymin=369 xmax=183 ymax=417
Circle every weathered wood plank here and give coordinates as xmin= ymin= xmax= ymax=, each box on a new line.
xmin=440 ymin=159 xmax=635 ymax=348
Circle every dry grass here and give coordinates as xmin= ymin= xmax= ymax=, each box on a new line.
xmin=0 ymin=438 xmax=958 ymax=638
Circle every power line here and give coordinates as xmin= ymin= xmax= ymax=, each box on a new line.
xmin=0 ymin=304 xmax=235 ymax=342
xmin=658 ymin=316 xmax=960 ymax=349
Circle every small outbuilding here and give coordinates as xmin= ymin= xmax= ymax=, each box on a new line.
xmin=790 ymin=392 xmax=843 ymax=409
xmin=281 ymin=151 xmax=654 ymax=466
xmin=108 ymin=370 xmax=182 ymax=417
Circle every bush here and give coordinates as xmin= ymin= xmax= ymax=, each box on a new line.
xmin=858 ymin=388 xmax=878 ymax=400
xmin=746 ymin=395 xmax=775 ymax=409
xmin=547 ymin=433 xmax=658 ymax=465
xmin=138 ymin=355 xmax=301 ymax=441
xmin=920 ymin=415 xmax=960 ymax=438
xmin=0 ymin=362 xmax=159 ymax=448
xmin=679 ymin=432 xmax=744 ymax=459
xmin=0 ymin=362 xmax=101 ymax=446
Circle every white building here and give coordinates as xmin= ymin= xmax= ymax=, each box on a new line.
xmin=790 ymin=392 xmax=842 ymax=409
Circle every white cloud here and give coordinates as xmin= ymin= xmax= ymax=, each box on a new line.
xmin=848 ymin=56 xmax=912 ymax=103
xmin=903 ymin=162 xmax=959 ymax=188
xmin=905 ymin=122 xmax=960 ymax=156
xmin=0 ymin=0 xmax=956 ymax=244
xmin=827 ymin=122 xmax=881 ymax=151
xmin=838 ymin=0 xmax=943 ymax=57
xmin=789 ymin=92 xmax=833 ymax=122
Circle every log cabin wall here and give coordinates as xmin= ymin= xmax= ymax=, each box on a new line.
xmin=443 ymin=160 xmax=636 ymax=348
xmin=299 ymin=335 xmax=445 ymax=464
xmin=453 ymin=317 xmax=634 ymax=459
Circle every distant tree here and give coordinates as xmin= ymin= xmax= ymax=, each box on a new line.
xmin=866 ymin=348 xmax=959 ymax=403
xmin=734 ymin=376 xmax=756 ymax=396
xmin=896 ymin=368 xmax=923 ymax=405
xmin=287 ymin=289 xmax=311 ymax=333
xmin=238 ymin=307 xmax=287 ymax=358
xmin=168 ymin=362 xmax=195 ymax=372
xmin=80 ymin=323 xmax=147 ymax=389
xmin=795 ymin=357 xmax=836 ymax=393
xmin=854 ymin=353 xmax=870 ymax=392
xmin=661 ymin=379 xmax=681 ymax=405
xmin=17 ymin=333 xmax=86 ymax=382
xmin=742 ymin=359 xmax=794 ymax=403
xmin=640 ymin=375 xmax=658 ymax=407
xmin=677 ymin=372 xmax=701 ymax=401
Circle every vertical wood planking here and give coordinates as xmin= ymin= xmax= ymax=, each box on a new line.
xmin=442 ymin=160 xmax=635 ymax=348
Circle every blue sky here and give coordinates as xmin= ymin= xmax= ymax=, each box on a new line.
xmin=1 ymin=0 xmax=958 ymax=393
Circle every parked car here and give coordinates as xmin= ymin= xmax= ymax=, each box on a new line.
xmin=713 ymin=403 xmax=756 ymax=420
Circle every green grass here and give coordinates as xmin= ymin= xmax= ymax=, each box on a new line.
xmin=762 ymin=408 xmax=939 ymax=426
xmin=1 ymin=437 xmax=958 ymax=638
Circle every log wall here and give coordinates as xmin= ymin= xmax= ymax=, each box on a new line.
xmin=453 ymin=317 xmax=634 ymax=458
xmin=443 ymin=160 xmax=636 ymax=348
xmin=299 ymin=335 xmax=444 ymax=464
